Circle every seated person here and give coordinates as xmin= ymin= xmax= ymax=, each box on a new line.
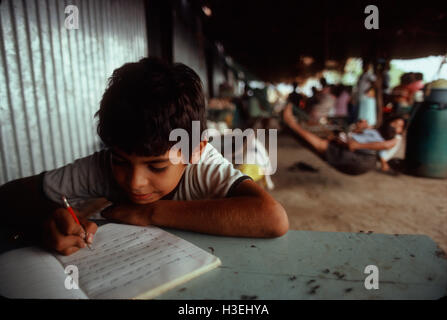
xmin=283 ymin=103 xmax=405 ymax=175
xmin=377 ymin=123 xmax=404 ymax=172
xmin=0 ymin=57 xmax=289 ymax=256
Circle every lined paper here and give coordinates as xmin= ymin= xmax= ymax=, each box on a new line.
xmin=0 ymin=247 xmax=88 ymax=299
xmin=57 ymin=223 xmax=221 ymax=299
xmin=0 ymin=223 xmax=220 ymax=299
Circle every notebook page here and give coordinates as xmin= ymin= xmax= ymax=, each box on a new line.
xmin=56 ymin=223 xmax=220 ymax=299
xmin=0 ymin=246 xmax=88 ymax=299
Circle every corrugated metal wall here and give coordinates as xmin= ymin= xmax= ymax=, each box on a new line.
xmin=0 ymin=0 xmax=148 ymax=185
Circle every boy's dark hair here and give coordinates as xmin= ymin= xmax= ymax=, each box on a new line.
xmin=96 ymin=57 xmax=206 ymax=156
xmin=379 ymin=115 xmax=406 ymax=140
xmin=379 ymin=124 xmax=397 ymax=141
xmin=400 ymin=72 xmax=415 ymax=85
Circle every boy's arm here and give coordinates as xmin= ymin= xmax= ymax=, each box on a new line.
xmin=0 ymin=174 xmax=97 ymax=255
xmin=102 ymin=179 xmax=289 ymax=238
xmin=0 ymin=174 xmax=57 ymax=230
xmin=348 ymin=138 xmax=398 ymax=152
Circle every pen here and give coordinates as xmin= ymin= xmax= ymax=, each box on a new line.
xmin=62 ymin=196 xmax=93 ymax=250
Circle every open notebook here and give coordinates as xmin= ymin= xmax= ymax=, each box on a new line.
xmin=0 ymin=223 xmax=221 ymax=299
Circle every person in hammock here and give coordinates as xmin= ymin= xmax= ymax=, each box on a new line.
xmin=282 ymin=104 xmax=405 ymax=175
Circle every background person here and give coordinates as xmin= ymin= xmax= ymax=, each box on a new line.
xmin=283 ymin=104 xmax=405 ymax=175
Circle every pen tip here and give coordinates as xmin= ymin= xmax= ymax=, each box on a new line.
xmin=62 ymin=196 xmax=70 ymax=208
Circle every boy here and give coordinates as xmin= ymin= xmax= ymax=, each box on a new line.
xmin=0 ymin=57 xmax=288 ymax=256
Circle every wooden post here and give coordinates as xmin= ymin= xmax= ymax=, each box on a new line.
xmin=375 ymin=67 xmax=384 ymax=128
xmin=372 ymin=31 xmax=383 ymax=128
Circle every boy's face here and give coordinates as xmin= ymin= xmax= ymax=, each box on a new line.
xmin=390 ymin=118 xmax=405 ymax=134
xmin=110 ymin=148 xmax=187 ymax=204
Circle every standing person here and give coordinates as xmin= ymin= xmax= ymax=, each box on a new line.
xmin=358 ymin=87 xmax=377 ymax=126
xmin=354 ymin=61 xmax=377 ymax=126
xmin=391 ymin=73 xmax=423 ymax=117
xmin=333 ymin=84 xmax=351 ymax=117
xmin=308 ymin=78 xmax=336 ymax=124
xmin=355 ymin=61 xmax=377 ymax=105
xmin=355 ymin=62 xmax=377 ymax=126
xmin=404 ymin=73 xmax=424 ymax=105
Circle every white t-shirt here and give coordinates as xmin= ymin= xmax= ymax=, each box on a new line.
xmin=172 ymin=143 xmax=249 ymax=200
xmin=379 ymin=134 xmax=402 ymax=161
xmin=42 ymin=143 xmax=249 ymax=209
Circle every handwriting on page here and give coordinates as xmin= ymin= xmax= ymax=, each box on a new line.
xmin=57 ymin=225 xmax=207 ymax=298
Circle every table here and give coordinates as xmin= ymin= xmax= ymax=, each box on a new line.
xmin=1 ymin=224 xmax=446 ymax=299
xmin=157 ymin=229 xmax=447 ymax=300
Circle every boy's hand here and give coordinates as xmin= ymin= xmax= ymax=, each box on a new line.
xmin=332 ymin=136 xmax=349 ymax=148
xmin=42 ymin=208 xmax=97 ymax=256
xmin=347 ymin=139 xmax=359 ymax=152
xmin=101 ymin=203 xmax=153 ymax=226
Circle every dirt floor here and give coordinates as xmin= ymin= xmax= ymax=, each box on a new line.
xmin=269 ymin=132 xmax=447 ymax=253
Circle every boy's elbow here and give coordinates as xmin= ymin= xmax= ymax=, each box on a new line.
xmin=385 ymin=139 xmax=397 ymax=150
xmin=264 ymin=200 xmax=289 ymax=237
